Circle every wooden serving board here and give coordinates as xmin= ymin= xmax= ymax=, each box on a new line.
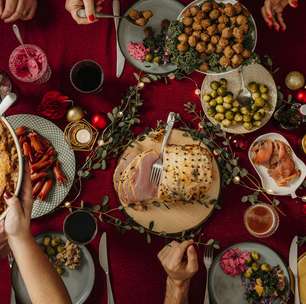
xmin=113 ymin=129 xmax=221 ymax=234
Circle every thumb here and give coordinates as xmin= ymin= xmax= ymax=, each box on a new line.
xmin=83 ymin=0 xmax=96 ymax=22
xmin=186 ymin=245 xmax=198 ymax=273
xmin=4 ymin=194 xmax=23 ymax=216
xmin=288 ymin=0 xmax=298 ymax=8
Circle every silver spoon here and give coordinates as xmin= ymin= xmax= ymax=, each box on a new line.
xmin=12 ymin=24 xmax=39 ymax=76
xmin=236 ymin=67 xmax=252 ymax=105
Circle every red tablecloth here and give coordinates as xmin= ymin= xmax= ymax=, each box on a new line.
xmin=0 ymin=1 xmax=306 ymax=303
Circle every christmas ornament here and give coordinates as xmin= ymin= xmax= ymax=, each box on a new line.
xmin=233 ymin=176 xmax=240 ymax=184
xmin=117 ymin=111 xmax=124 ymax=118
xmin=296 ymin=89 xmax=306 ymax=103
xmin=67 ymin=106 xmax=85 ymax=122
xmin=302 ymin=196 xmax=306 ymax=203
xmin=91 ymin=113 xmax=107 ymax=129
xmin=285 ymin=71 xmax=305 ymax=90
xmin=38 ymin=91 xmax=70 ymax=120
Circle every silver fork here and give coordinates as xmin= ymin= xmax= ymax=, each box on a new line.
xmin=203 ymin=246 xmax=214 ymax=304
xmin=149 ymin=112 xmax=176 ymax=185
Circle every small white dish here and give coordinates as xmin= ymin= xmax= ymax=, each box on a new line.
xmin=249 ymin=132 xmax=306 ymax=198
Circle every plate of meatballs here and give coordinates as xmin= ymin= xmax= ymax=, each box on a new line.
xmin=176 ymin=0 xmax=257 ymax=74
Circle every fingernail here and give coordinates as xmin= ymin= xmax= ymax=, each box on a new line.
xmin=88 ymin=14 xmax=95 ymax=22
xmin=290 ymin=0 xmax=298 ymax=7
xmin=4 ymin=191 xmax=12 ymax=200
xmin=281 ymin=27 xmax=286 ymax=32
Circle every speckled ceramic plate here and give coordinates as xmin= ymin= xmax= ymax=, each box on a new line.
xmin=201 ymin=63 xmax=277 ymax=134
xmin=6 ymin=115 xmax=75 ymax=218
xmin=209 ymin=242 xmax=291 ymax=304
xmin=118 ymin=0 xmax=184 ymax=74
xmin=12 ymin=232 xmax=95 ymax=304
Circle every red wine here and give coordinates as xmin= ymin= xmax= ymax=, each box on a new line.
xmin=64 ymin=210 xmax=97 ymax=244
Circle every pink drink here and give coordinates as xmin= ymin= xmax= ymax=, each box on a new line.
xmin=9 ymin=44 xmax=50 ymax=83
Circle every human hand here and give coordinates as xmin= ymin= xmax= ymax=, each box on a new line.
xmin=0 ymin=221 xmax=9 ymax=258
xmin=261 ymin=0 xmax=298 ymax=31
xmin=0 ymin=0 xmax=37 ymax=23
xmin=65 ymin=0 xmax=104 ymax=25
xmin=158 ymin=240 xmax=198 ymax=286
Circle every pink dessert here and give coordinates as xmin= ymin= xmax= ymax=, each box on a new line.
xmin=127 ymin=42 xmax=147 ymax=61
xmin=220 ymin=248 xmax=250 ymax=276
xmin=9 ymin=44 xmax=48 ymax=83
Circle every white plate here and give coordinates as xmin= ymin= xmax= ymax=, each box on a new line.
xmin=12 ymin=232 xmax=95 ymax=304
xmin=118 ymin=0 xmax=184 ymax=74
xmin=6 ymin=114 xmax=76 ymax=218
xmin=249 ymin=132 xmax=306 ymax=197
xmin=177 ymin=0 xmax=257 ymax=75
xmin=201 ymin=63 xmax=277 ymax=134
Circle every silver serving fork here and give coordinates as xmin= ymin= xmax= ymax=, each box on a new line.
xmin=149 ymin=112 xmax=176 ymax=185
xmin=203 ymin=246 xmax=214 ymax=304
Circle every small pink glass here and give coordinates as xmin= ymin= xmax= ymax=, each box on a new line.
xmin=9 ymin=44 xmax=51 ymax=84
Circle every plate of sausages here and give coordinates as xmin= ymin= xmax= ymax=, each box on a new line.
xmin=7 ymin=114 xmax=76 ymax=218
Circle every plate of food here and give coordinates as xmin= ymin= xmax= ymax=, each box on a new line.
xmin=12 ymin=232 xmax=95 ymax=304
xmin=113 ymin=128 xmax=221 ymax=234
xmin=209 ymin=242 xmax=291 ymax=304
xmin=7 ymin=114 xmax=76 ymax=218
xmin=249 ymin=133 xmax=306 ymax=197
xmin=0 ymin=117 xmax=23 ymax=221
xmin=166 ymin=0 xmax=257 ymax=74
xmin=201 ymin=63 xmax=277 ymax=134
xmin=298 ymin=252 xmax=306 ymax=303
xmin=118 ymin=0 xmax=184 ymax=74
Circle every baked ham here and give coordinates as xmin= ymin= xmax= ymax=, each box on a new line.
xmin=252 ymin=139 xmax=300 ymax=187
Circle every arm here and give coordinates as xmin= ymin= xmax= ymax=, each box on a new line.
xmin=4 ymin=169 xmax=71 ymax=304
xmin=158 ymin=240 xmax=199 ymax=304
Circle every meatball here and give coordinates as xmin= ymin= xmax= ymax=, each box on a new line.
xmin=209 ymin=9 xmax=220 ymax=20
xmin=218 ymin=37 xmax=229 ymax=48
xmin=201 ymin=18 xmax=211 ymax=29
xmin=196 ymin=42 xmax=206 ymax=53
xmin=199 ymin=63 xmax=209 ymax=72
xmin=239 ymin=23 xmax=249 ymax=33
xmin=224 ymin=45 xmax=234 ymax=58
xmin=201 ymin=2 xmax=213 ymax=12
xmin=194 ymin=11 xmax=205 ymax=21
xmin=230 ymin=16 xmax=237 ymax=25
xmin=190 ymin=5 xmax=200 ymax=16
xmin=218 ymin=15 xmax=229 ymax=24
xmin=207 ymin=24 xmax=217 ymax=36
xmin=177 ymin=42 xmax=188 ymax=53
xmin=178 ymin=33 xmax=189 ymax=43
xmin=201 ymin=32 xmax=210 ymax=42
xmin=231 ymin=54 xmax=243 ymax=67
xmin=206 ymin=43 xmax=216 ymax=55
xmin=210 ymin=35 xmax=220 ymax=45
xmin=182 ymin=8 xmax=191 ymax=17
xmin=242 ymin=49 xmax=252 ymax=59
xmin=192 ymin=31 xmax=202 ymax=39
xmin=188 ymin=35 xmax=197 ymax=47
xmin=182 ymin=16 xmax=193 ymax=26
xmin=221 ymin=27 xmax=233 ymax=38
xmin=233 ymin=27 xmax=244 ymax=39
xmin=217 ymin=23 xmax=226 ymax=32
xmin=219 ymin=56 xmax=231 ymax=67
xmin=232 ymin=43 xmax=244 ymax=54
xmin=236 ymin=14 xmax=248 ymax=25
xmin=192 ymin=21 xmax=202 ymax=31
xmin=234 ymin=3 xmax=243 ymax=14
xmin=224 ymin=3 xmax=236 ymax=17
xmin=184 ymin=27 xmax=193 ymax=35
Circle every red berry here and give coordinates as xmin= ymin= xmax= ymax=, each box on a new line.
xmin=91 ymin=113 xmax=107 ymax=129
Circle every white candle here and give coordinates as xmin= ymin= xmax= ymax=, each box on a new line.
xmin=76 ymin=128 xmax=91 ymax=144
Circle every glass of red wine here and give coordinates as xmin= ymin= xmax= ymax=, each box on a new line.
xmin=70 ymin=60 xmax=104 ymax=94
xmin=63 ymin=210 xmax=98 ymax=245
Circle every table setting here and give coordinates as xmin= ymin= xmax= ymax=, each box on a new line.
xmin=0 ymin=0 xmax=305 ymax=304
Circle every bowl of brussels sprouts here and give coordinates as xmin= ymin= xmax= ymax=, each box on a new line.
xmin=201 ymin=63 xmax=277 ymax=134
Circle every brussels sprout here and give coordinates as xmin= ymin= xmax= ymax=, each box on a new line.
xmin=46 ymin=246 xmax=56 ymax=257
xmin=232 ymin=107 xmax=239 ymax=113
xmin=216 ymin=96 xmax=224 ymax=104
xmin=210 ymin=90 xmax=218 ymax=98
xmin=51 ymin=237 xmax=61 ymax=248
xmin=259 ymin=84 xmax=268 ymax=93
xmin=257 ymin=109 xmax=266 ymax=117
xmin=243 ymin=114 xmax=252 ymax=122
xmin=240 ymin=106 xmax=249 ymax=115
xmin=233 ymin=100 xmax=240 ymax=108
xmin=207 ymin=108 xmax=216 ymax=116
xmin=234 ymin=113 xmax=243 ymax=122
xmin=223 ymin=94 xmax=233 ymax=103
xmin=55 ymin=266 xmax=64 ymax=276
xmin=145 ymin=54 xmax=153 ymax=62
xmin=253 ymin=112 xmax=262 ymax=121
xmin=243 ymin=122 xmax=253 ymax=130
xmin=263 ymin=104 xmax=271 ymax=111
xmin=209 ymin=100 xmax=217 ymax=107
xmin=251 ymin=263 xmax=259 ymax=271
xmin=231 ymin=120 xmax=238 ymax=126
xmin=244 ymin=267 xmax=253 ymax=278
xmin=210 ymin=81 xmax=220 ymax=90
xmin=225 ymin=111 xmax=234 ymax=120
xmin=57 ymin=245 xmax=65 ymax=253
xmin=223 ymin=103 xmax=232 ymax=110
xmin=251 ymin=251 xmax=260 ymax=261
xmin=217 ymin=86 xmax=227 ymax=96
xmin=251 ymin=104 xmax=258 ymax=112
xmin=153 ymin=56 xmax=161 ymax=64
xmin=261 ymin=93 xmax=270 ymax=101
xmin=248 ymin=82 xmax=258 ymax=93
xmin=253 ymin=121 xmax=261 ymax=127
xmin=214 ymin=113 xmax=225 ymax=121
xmin=216 ymin=105 xmax=225 ymax=113
xmin=254 ymin=97 xmax=265 ymax=107
xmin=252 ymin=92 xmax=261 ymax=99
xmin=222 ymin=119 xmax=231 ymax=127
xmin=219 ymin=78 xmax=227 ymax=86
xmin=203 ymin=94 xmax=211 ymax=103
xmin=43 ymin=236 xmax=51 ymax=247
xmin=260 ymin=263 xmax=271 ymax=272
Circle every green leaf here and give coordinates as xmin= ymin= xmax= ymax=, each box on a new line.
xmin=139 ymin=227 xmax=145 ymax=234
xmin=240 ymin=168 xmax=248 ymax=177
xmin=92 ymin=163 xmax=101 ymax=170
xmin=101 ymin=160 xmax=107 ymax=170
xmin=107 ymin=112 xmax=114 ymax=122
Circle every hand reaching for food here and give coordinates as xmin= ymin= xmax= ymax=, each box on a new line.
xmin=65 ymin=0 xmax=104 ymax=24
xmin=261 ymin=0 xmax=298 ymax=31
xmin=0 ymin=0 xmax=37 ymax=23
xmin=158 ymin=240 xmax=198 ymax=304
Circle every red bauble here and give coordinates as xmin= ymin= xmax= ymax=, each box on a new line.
xmin=231 ymin=137 xmax=249 ymax=150
xmin=91 ymin=113 xmax=107 ymax=129
xmin=296 ymin=89 xmax=306 ymax=103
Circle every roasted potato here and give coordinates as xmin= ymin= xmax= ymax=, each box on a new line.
xmin=184 ymin=27 xmax=193 ymax=35
xmin=224 ymin=45 xmax=234 ymax=58
xmin=177 ymin=42 xmax=188 ymax=52
xmin=209 ymin=9 xmax=220 ymax=20
xmin=210 ymin=35 xmax=220 ymax=45
xmin=190 ymin=5 xmax=200 ymax=16
xmin=201 ymin=19 xmax=211 ymax=29
xmin=199 ymin=63 xmax=209 ymax=72
xmin=182 ymin=16 xmax=193 ymax=26
xmin=224 ymin=3 xmax=236 ymax=17
xmin=201 ymin=32 xmax=210 ymax=42
xmin=231 ymin=54 xmax=243 ymax=67
xmin=188 ymin=35 xmax=197 ymax=47
xmin=207 ymin=24 xmax=217 ymax=36
xmin=206 ymin=43 xmax=216 ymax=54
xmin=196 ymin=42 xmax=206 ymax=53
xmin=217 ymin=23 xmax=226 ymax=32
xmin=192 ymin=31 xmax=201 ymax=39
xmin=192 ymin=21 xmax=202 ymax=31
xmin=201 ymin=2 xmax=213 ymax=12
xmin=178 ymin=33 xmax=188 ymax=43
xmin=218 ymin=15 xmax=229 ymax=24
xmin=232 ymin=43 xmax=244 ymax=54
xmin=218 ymin=37 xmax=229 ymax=48
xmin=221 ymin=27 xmax=233 ymax=39
xmin=219 ymin=55 xmax=231 ymax=67
xmin=236 ymin=14 xmax=248 ymax=25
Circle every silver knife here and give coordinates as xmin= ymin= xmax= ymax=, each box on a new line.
xmin=289 ymin=236 xmax=300 ymax=304
xmin=99 ymin=233 xmax=115 ymax=304
xmin=112 ymin=0 xmax=125 ymax=78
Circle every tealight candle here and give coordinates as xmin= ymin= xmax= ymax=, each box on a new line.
xmin=76 ymin=128 xmax=91 ymax=144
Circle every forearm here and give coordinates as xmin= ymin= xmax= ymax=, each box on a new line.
xmin=164 ymin=277 xmax=190 ymax=304
xmin=9 ymin=232 xmax=71 ymax=304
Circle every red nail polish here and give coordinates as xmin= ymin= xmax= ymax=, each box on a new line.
xmin=290 ymin=0 xmax=298 ymax=7
xmin=88 ymin=14 xmax=95 ymax=22
xmin=4 ymin=191 xmax=12 ymax=200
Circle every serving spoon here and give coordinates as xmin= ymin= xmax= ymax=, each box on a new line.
xmin=236 ymin=67 xmax=252 ymax=105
